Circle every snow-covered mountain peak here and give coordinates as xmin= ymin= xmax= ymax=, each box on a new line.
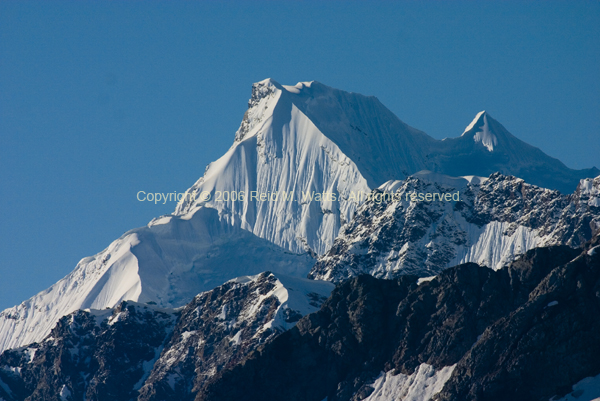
xmin=2 ymin=78 xmax=599 ymax=358
xmin=175 ymin=78 xmax=376 ymax=256
xmin=234 ymin=79 xmax=281 ymax=142
xmin=461 ymin=111 xmax=497 ymax=152
xmin=249 ymin=78 xmax=282 ymax=103
xmin=462 ymin=110 xmax=487 ymax=135
xmin=428 ymin=110 xmax=599 ymax=193
xmin=256 ymin=77 xmax=280 ymax=86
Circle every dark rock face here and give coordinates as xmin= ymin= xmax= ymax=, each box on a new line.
xmin=137 ymin=272 xmax=331 ymax=401
xmin=437 ymin=244 xmax=600 ymax=401
xmin=137 ymin=273 xmax=281 ymax=401
xmin=310 ymin=173 xmax=600 ymax=282
xmin=0 ymin=272 xmax=332 ymax=401
xmin=197 ymin=245 xmax=592 ymax=401
xmin=1 ymin=244 xmax=596 ymax=401
xmin=197 ymin=274 xmax=413 ymax=401
xmin=0 ymin=302 xmax=177 ymax=401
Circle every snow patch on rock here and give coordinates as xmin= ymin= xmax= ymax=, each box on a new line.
xmin=550 ymin=371 xmax=600 ymax=401
xmin=364 ymin=363 xmax=456 ymax=401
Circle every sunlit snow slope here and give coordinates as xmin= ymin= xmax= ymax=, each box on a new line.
xmin=0 ymin=208 xmax=314 ymax=352
xmin=175 ymin=80 xmax=597 ymax=258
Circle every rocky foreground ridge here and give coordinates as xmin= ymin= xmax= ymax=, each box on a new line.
xmin=198 ymin=238 xmax=600 ymax=401
xmin=0 ymin=273 xmax=333 ymax=401
xmin=1 ymin=238 xmax=598 ymax=401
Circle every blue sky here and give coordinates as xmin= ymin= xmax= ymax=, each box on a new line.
xmin=1 ymin=1 xmax=599 ymax=310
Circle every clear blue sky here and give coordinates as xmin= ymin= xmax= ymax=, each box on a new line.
xmin=1 ymin=1 xmax=599 ymax=310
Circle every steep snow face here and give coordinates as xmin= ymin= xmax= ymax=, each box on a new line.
xmin=0 ymin=79 xmax=418 ymax=353
xmin=364 ymin=364 xmax=456 ymax=401
xmin=176 ymin=84 xmax=597 ymax=261
xmin=462 ymin=110 xmax=486 ymax=135
xmin=472 ymin=113 xmax=497 ymax=152
xmin=310 ymin=172 xmax=600 ymax=282
xmin=278 ymin=81 xmax=435 ymax=186
xmin=2 ymin=78 xmax=598 ymax=355
xmin=0 ymin=232 xmax=142 ymax=353
xmin=450 ymin=221 xmax=540 ymax=269
xmin=175 ymin=79 xmax=372 ymax=256
xmin=0 ymin=206 xmax=314 ymax=352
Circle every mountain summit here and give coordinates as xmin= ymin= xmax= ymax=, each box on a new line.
xmin=431 ymin=109 xmax=599 ymax=191
xmin=177 ymin=78 xmax=597 ymax=252
xmin=461 ymin=110 xmax=497 ymax=151
xmin=0 ymin=79 xmax=597 ymax=354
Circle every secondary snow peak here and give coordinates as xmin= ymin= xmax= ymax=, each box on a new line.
xmin=462 ymin=110 xmax=487 ymax=136
xmin=461 ymin=111 xmax=498 ymax=152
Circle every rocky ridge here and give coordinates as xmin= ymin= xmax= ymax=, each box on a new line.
xmin=196 ymin=241 xmax=599 ymax=401
xmin=0 ymin=302 xmax=177 ymax=401
xmin=310 ymin=173 xmax=600 ymax=282
xmin=0 ymin=272 xmax=333 ymax=401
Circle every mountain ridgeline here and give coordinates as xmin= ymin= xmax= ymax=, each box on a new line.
xmin=196 ymin=240 xmax=600 ymax=401
xmin=2 ymin=241 xmax=598 ymax=401
xmin=311 ymin=173 xmax=600 ymax=282
xmin=0 ymin=79 xmax=599 ymax=401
